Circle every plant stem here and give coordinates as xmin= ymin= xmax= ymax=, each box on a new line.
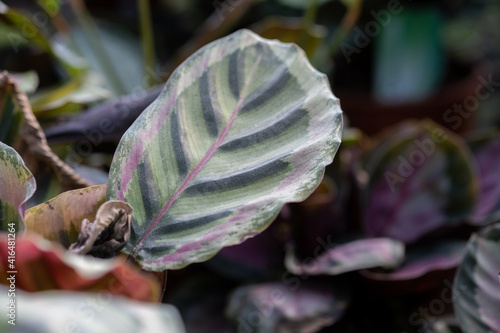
xmin=138 ymin=0 xmax=156 ymax=86
xmin=69 ymin=0 xmax=127 ymax=95
xmin=312 ymin=0 xmax=364 ymax=71
xmin=297 ymin=0 xmax=319 ymax=49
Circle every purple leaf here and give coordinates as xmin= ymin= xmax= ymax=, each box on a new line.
xmin=362 ymin=240 xmax=466 ymax=281
xmin=226 ymin=279 xmax=349 ymax=332
xmin=285 ymin=237 xmax=404 ymax=276
xmin=468 ymin=133 xmax=500 ymax=225
xmin=363 ymin=120 xmax=476 ymax=243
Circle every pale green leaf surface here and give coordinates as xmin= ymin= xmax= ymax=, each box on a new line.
xmin=107 ymin=29 xmax=342 ymax=270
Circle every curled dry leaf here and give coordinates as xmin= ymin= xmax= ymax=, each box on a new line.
xmin=69 ymin=201 xmax=133 ymax=258
xmin=25 ymin=184 xmax=107 ymax=247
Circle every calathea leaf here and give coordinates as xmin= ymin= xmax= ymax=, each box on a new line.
xmin=226 ymin=278 xmax=350 ymax=333
xmin=285 ymin=237 xmax=405 ymax=276
xmin=467 ymin=131 xmax=500 ymax=225
xmin=0 ymin=141 xmax=36 ymax=232
xmin=363 ymin=120 xmax=476 ymax=243
xmin=453 ymin=223 xmax=500 ymax=333
xmin=107 ymin=29 xmax=342 ymax=270
xmin=69 ymin=200 xmax=133 ymax=258
xmin=360 ymin=240 xmax=467 ymax=296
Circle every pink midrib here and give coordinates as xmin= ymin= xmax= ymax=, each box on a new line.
xmin=132 ymin=56 xmax=263 ymax=255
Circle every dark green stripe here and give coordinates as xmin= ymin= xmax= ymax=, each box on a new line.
xmin=185 ymin=158 xmax=289 ymax=195
xmin=199 ymin=71 xmax=218 ymax=137
xmin=155 ymin=210 xmax=231 ymax=234
xmin=137 ymin=152 xmax=160 ymax=222
xmin=0 ymin=203 xmax=4 ymax=231
xmin=241 ymin=66 xmax=291 ymax=113
xmin=159 ymin=120 xmax=171 ymax=181
xmin=143 ymin=243 xmax=176 ymax=256
xmin=219 ymin=107 xmax=307 ymax=151
xmin=170 ymin=110 xmax=188 ymax=178
xmin=229 ymin=49 xmax=241 ymax=99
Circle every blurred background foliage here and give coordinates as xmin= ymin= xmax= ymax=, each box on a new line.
xmin=2 ymin=0 xmax=500 ymax=332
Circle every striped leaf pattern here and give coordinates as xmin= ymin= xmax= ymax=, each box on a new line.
xmin=107 ymin=29 xmax=342 ymax=270
xmin=0 ymin=141 xmax=35 ymax=232
xmin=453 ymin=224 xmax=500 ymax=333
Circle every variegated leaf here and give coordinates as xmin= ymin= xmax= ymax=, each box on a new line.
xmin=0 ymin=141 xmax=35 ymax=232
xmin=467 ymin=131 xmax=500 ymax=225
xmin=285 ymin=238 xmax=405 ymax=276
xmin=454 ymin=224 xmax=500 ymax=333
xmin=107 ymin=29 xmax=342 ymax=270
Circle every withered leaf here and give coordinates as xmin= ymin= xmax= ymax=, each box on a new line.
xmin=69 ymin=201 xmax=133 ymax=258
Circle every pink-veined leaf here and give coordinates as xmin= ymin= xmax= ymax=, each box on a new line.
xmin=285 ymin=237 xmax=405 ymax=276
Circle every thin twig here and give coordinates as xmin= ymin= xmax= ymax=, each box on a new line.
xmin=138 ymin=0 xmax=156 ymax=84
xmin=68 ymin=0 xmax=128 ymax=95
xmin=0 ymin=71 xmax=92 ymax=189
xmin=312 ymin=0 xmax=364 ymax=70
